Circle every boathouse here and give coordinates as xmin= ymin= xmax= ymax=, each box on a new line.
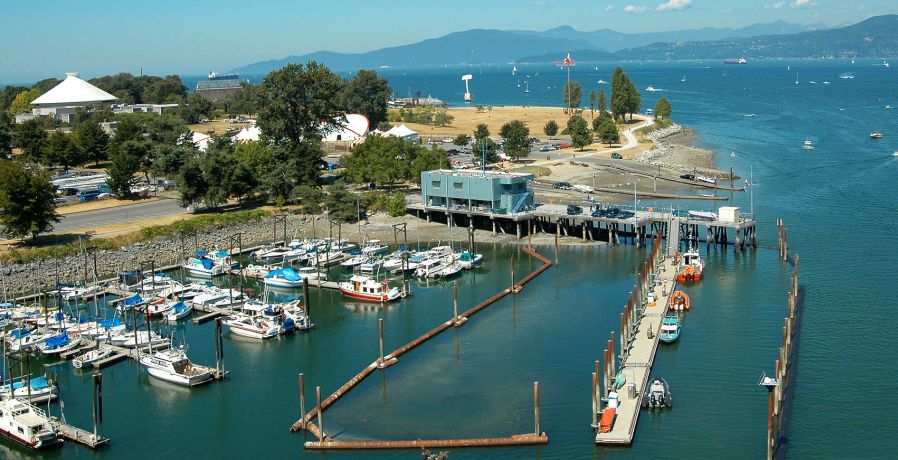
xmin=420 ymin=169 xmax=534 ymax=214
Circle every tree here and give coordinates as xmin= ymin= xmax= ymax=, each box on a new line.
xmin=0 ymin=161 xmax=59 ymax=240
xmin=625 ymin=79 xmax=642 ymax=121
xmin=344 ymin=136 xmax=407 ymax=185
xmin=611 ymin=67 xmax=627 ymax=121
xmin=499 ymin=120 xmax=530 ymax=161
xmin=411 ymin=146 xmax=449 ymax=183
xmin=543 ymin=120 xmax=559 ymax=138
xmin=150 ymin=144 xmax=193 ymax=179
xmin=75 ymin=121 xmax=110 ymax=165
xmin=291 ymin=184 xmax=325 ymax=213
xmin=472 ymin=137 xmax=499 ymax=165
xmin=597 ymin=89 xmax=606 ymax=114
xmin=588 ymin=89 xmax=597 ymax=117
xmin=654 ymin=97 xmax=672 ymax=119
xmin=7 ymin=89 xmax=41 ymax=116
xmin=177 ymin=159 xmax=207 ymax=208
xmin=44 ymin=131 xmax=84 ymax=168
xmin=234 ymin=141 xmax=276 ymax=178
xmin=473 ymin=123 xmax=490 ymax=141
xmin=562 ymin=81 xmax=583 ymax=112
xmin=0 ymin=112 xmax=13 ymax=157
xmin=453 ymin=134 xmax=470 ymax=147
xmin=257 ymin=62 xmax=345 ymax=188
xmin=14 ymin=119 xmax=47 ymax=159
xmin=325 ymin=182 xmax=357 ymax=222
xmin=387 ymin=192 xmax=406 ymax=217
xmin=566 ymin=115 xmax=591 ymax=151
xmin=113 ymin=116 xmax=143 ymax=144
xmin=181 ymin=92 xmax=214 ymax=124
xmin=597 ymin=117 xmax=620 ymax=145
xmin=341 ymin=69 xmax=392 ymax=127
xmin=106 ymin=142 xmax=142 ymax=196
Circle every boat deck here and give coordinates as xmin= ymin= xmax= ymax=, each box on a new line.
xmin=595 ymin=256 xmax=676 ymax=445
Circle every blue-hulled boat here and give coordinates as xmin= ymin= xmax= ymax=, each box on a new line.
xmin=658 ymin=315 xmax=681 ymax=343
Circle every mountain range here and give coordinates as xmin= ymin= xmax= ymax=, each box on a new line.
xmin=233 ymin=15 xmax=897 ymax=74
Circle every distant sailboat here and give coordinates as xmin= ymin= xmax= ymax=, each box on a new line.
xmin=594 ymin=65 xmax=599 ymax=71
xmin=851 ymin=58 xmax=855 ymax=64
xmin=787 ymin=65 xmax=791 ymax=71
xmin=795 ymin=73 xmax=799 ymax=85
xmin=524 ymin=81 xmax=530 ymax=93
xmin=512 ymin=63 xmax=517 ymax=75
xmin=517 ymin=79 xmax=521 ymax=88
xmin=681 ymin=75 xmax=686 ymax=82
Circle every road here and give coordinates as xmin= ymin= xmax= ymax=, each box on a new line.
xmin=53 ymin=198 xmax=186 ymax=233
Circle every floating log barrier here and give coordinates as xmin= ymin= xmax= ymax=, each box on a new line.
xmin=291 ymin=248 xmax=553 ymax=450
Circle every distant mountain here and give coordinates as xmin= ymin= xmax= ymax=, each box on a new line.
xmin=515 ymin=20 xmax=825 ymax=53
xmin=233 ymin=30 xmax=594 ymax=74
xmin=520 ymin=15 xmax=898 ymax=62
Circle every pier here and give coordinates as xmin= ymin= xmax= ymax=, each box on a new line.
xmin=593 ymin=233 xmax=673 ymax=445
xmin=291 ymin=247 xmax=553 ymax=451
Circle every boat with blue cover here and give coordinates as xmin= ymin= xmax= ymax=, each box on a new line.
xmin=181 ymin=251 xmax=228 ymax=277
xmin=39 ymin=332 xmax=81 ymax=355
xmin=262 ymin=267 xmax=304 ymax=289
xmin=0 ymin=376 xmax=58 ymax=404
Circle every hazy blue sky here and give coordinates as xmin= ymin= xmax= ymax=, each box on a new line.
xmin=1 ymin=0 xmax=893 ymax=82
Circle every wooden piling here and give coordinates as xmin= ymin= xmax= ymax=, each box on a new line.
xmin=299 ymin=373 xmax=306 ymax=430
xmin=316 ymin=386 xmax=325 ymax=441
xmin=533 ymin=382 xmax=540 ymax=436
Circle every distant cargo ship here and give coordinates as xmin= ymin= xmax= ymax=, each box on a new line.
xmin=208 ymin=71 xmax=239 ymax=81
xmin=724 ymin=58 xmax=747 ymax=65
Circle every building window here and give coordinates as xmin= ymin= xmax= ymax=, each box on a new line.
xmin=453 ymin=182 xmax=463 ymax=190
xmin=431 ymin=180 xmax=441 ymax=189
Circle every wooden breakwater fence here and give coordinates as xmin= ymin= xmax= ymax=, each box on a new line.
xmin=291 ymin=247 xmax=553 ymax=450
xmin=592 ymin=232 xmax=675 ymax=445
xmin=763 ymin=252 xmax=801 ymax=459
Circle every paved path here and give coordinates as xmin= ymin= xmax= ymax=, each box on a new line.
xmin=53 ymin=198 xmax=185 ymax=233
xmin=532 ymin=115 xmax=654 ymax=166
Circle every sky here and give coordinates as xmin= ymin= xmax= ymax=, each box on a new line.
xmin=1 ymin=0 xmax=894 ymax=83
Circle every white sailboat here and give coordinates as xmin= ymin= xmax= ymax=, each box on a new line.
xmin=524 ymin=81 xmax=530 ymax=93
xmin=512 ymin=63 xmax=517 ymax=75
xmin=72 ymin=346 xmax=115 ymax=369
xmin=681 ymin=75 xmax=686 ymax=82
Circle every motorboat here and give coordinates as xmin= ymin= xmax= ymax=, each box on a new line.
xmin=893 ymin=150 xmax=898 ymax=157
xmin=281 ymin=300 xmax=313 ymax=330
xmin=209 ymin=250 xmax=238 ymax=269
xmin=166 ymin=301 xmax=193 ymax=322
xmin=109 ymin=330 xmax=169 ymax=349
xmin=262 ymin=267 xmax=304 ymax=289
xmin=802 ymin=140 xmax=814 ymax=150
xmin=296 ymin=267 xmax=326 ymax=281
xmin=645 ymin=86 xmax=660 ymax=92
xmin=251 ymin=244 xmax=291 ymax=263
xmin=340 ymin=253 xmax=368 ymax=268
xmin=338 ymin=275 xmax=402 ymax=302
xmin=72 ymin=346 xmax=115 ymax=369
xmin=222 ymin=314 xmax=280 ymax=339
xmin=139 ymin=346 xmax=215 ymax=387
xmin=676 ymin=249 xmax=704 ymax=283
xmin=38 ymin=333 xmax=81 ymax=356
xmin=191 ymin=288 xmax=247 ymax=309
xmin=242 ymin=264 xmax=277 ymax=279
xmin=308 ymin=250 xmax=350 ymax=267
xmin=695 ymin=175 xmax=716 ymax=185
xmin=438 ymin=261 xmax=463 ymax=278
xmin=641 ymin=377 xmax=672 ymax=409
xmin=0 ymin=376 xmax=58 ymax=404
xmin=0 ymin=398 xmax=62 ymax=449
xmin=182 ymin=251 xmax=228 ymax=277
xmin=359 ymin=259 xmax=384 ymax=274
xmin=360 ymin=239 xmax=389 ymax=256
xmin=414 ymin=258 xmax=448 ymax=279
xmin=60 ymin=284 xmax=103 ymax=302
xmin=870 ymin=131 xmax=884 ymax=139
xmin=687 ymin=210 xmax=717 ymax=221
xmin=240 ymin=300 xmax=296 ymax=333
xmin=658 ymin=316 xmax=681 ymax=343
xmin=671 ymin=290 xmax=691 ymax=312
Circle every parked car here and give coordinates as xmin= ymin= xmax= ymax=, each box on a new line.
xmin=591 ymin=208 xmax=608 ymax=218
xmin=78 ymin=192 xmax=101 ymax=202
xmin=446 ymin=149 xmax=459 ymax=155
xmin=559 ymin=143 xmax=571 ymax=149
xmin=611 ymin=152 xmax=623 ymax=159
xmin=553 ymin=181 xmax=572 ymax=190
xmin=680 ymin=174 xmax=696 ymax=180
xmin=566 ymin=204 xmax=582 ymax=215
xmin=539 ymin=146 xmax=556 ymax=152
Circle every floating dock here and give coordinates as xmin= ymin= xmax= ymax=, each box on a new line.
xmin=52 ymin=419 xmax=110 ymax=448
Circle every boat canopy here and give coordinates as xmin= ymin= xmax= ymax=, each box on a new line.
xmin=193 ymin=251 xmax=208 ymax=257
xmin=125 ymin=294 xmax=144 ymax=306
xmin=9 ymin=328 xmax=31 ymax=339
xmin=44 ymin=333 xmax=70 ymax=348
xmin=265 ymin=267 xmax=302 ymax=281
xmin=214 ymin=250 xmax=229 ymax=258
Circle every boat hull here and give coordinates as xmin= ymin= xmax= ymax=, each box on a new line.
xmin=223 ymin=321 xmax=279 ymax=339
xmin=338 ymin=287 xmax=399 ymax=303
xmin=143 ymin=363 xmax=213 ymax=387
xmin=0 ymin=427 xmax=63 ymax=450
xmin=676 ymin=272 xmax=702 ymax=283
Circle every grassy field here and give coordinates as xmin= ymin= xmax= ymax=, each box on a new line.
xmin=635 ymin=118 xmax=673 ymax=136
xmin=188 ymin=119 xmax=254 ymax=135
xmin=508 ymin=165 xmax=552 ymax=177
xmin=395 ymin=106 xmax=573 ymax=139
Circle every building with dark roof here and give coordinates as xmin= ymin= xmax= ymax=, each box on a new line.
xmin=195 ymin=78 xmax=243 ymax=101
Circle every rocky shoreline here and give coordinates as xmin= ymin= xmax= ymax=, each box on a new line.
xmin=636 ymin=123 xmax=733 ymax=180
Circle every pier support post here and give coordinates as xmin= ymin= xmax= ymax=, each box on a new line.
xmin=299 ymin=373 xmax=306 ymax=430
xmin=317 ymin=386 xmax=325 ymax=441
xmin=91 ymin=372 xmax=102 ymax=440
xmin=533 ymin=381 xmax=540 ymax=436
xmin=510 ymin=254 xmax=516 ymax=293
xmin=554 ymin=221 xmax=559 ymax=265
xmin=592 ymin=372 xmax=599 ymax=428
xmin=378 ymin=319 xmax=386 ymax=368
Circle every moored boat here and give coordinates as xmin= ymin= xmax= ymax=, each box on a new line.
xmin=0 ymin=376 xmax=58 ymax=404
xmin=641 ymin=377 xmax=672 ymax=409
xmin=181 ymin=251 xmax=228 ymax=277
xmin=222 ymin=314 xmax=280 ymax=339
xmin=671 ymin=290 xmax=691 ymax=312
xmin=166 ymin=301 xmax=193 ymax=322
xmin=870 ymin=131 xmax=884 ymax=139
xmin=0 ymin=398 xmax=62 ymax=449
xmin=676 ymin=249 xmax=704 ymax=283
xmin=72 ymin=346 xmax=115 ymax=369
xmin=338 ymin=275 xmax=402 ymax=303
xmin=458 ymin=251 xmax=483 ymax=269
xmin=262 ymin=267 xmax=304 ymax=289
xmin=139 ymin=346 xmax=215 ymax=387
xmin=658 ymin=316 xmax=681 ymax=343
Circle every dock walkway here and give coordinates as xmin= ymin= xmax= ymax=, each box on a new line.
xmin=595 ymin=254 xmax=676 ymax=445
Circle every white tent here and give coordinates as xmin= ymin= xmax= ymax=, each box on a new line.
xmin=384 ymin=124 xmax=419 ymax=141
xmin=191 ymin=132 xmax=211 ymax=152
xmin=323 ymin=114 xmax=370 ymax=142
xmin=234 ymin=126 xmax=261 ymax=143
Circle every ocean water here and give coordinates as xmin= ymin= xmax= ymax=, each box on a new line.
xmin=5 ymin=60 xmax=897 ymax=458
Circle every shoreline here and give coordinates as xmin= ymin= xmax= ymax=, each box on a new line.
xmin=635 ymin=123 xmax=734 ymax=179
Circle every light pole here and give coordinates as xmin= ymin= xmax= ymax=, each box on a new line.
xmin=357 ymin=197 xmax=361 ymax=235
xmin=592 ymin=173 xmax=596 ymax=189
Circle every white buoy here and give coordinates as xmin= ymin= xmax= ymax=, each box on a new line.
xmin=462 ymin=74 xmax=473 ymax=102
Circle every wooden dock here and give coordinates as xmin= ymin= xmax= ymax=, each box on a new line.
xmin=595 ymin=238 xmax=676 ymax=445
xmin=52 ymin=419 xmax=110 ymax=448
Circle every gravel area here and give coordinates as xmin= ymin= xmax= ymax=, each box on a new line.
xmin=636 ymin=124 xmax=732 ymax=179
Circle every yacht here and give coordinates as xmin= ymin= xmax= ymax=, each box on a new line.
xmin=281 ymin=300 xmax=313 ymax=330
xmin=222 ymin=314 xmax=280 ymax=339
xmin=0 ymin=398 xmax=62 ymax=449
xmin=458 ymin=251 xmax=484 ymax=269
xmin=802 ymin=140 xmax=814 ymax=150
xmin=360 ymin=239 xmax=389 ymax=256
xmin=139 ymin=346 xmax=215 ymax=387
xmin=870 ymin=131 xmax=884 ymax=139
xmin=109 ymin=330 xmax=169 ymax=349
xmin=338 ymin=275 xmax=402 ymax=302
xmin=181 ymin=251 xmax=228 ymax=277
xmin=414 ymin=258 xmax=448 ymax=279
xmin=296 ymin=267 xmax=326 ymax=281
xmin=340 ymin=253 xmax=368 ymax=268
xmin=644 ymin=86 xmax=660 ymax=92
xmin=240 ymin=300 xmax=296 ymax=333
xmin=262 ymin=267 xmax=304 ymax=289
xmin=359 ymin=259 xmax=384 ymax=274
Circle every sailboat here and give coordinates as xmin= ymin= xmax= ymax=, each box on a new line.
xmin=517 ymin=79 xmax=520 ymax=88
xmin=681 ymin=75 xmax=686 ymax=82
xmin=795 ymin=73 xmax=799 ymax=85
xmin=512 ymin=63 xmax=517 ymax=75
xmin=524 ymin=81 xmax=530 ymax=93
xmin=787 ymin=65 xmax=791 ymax=71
